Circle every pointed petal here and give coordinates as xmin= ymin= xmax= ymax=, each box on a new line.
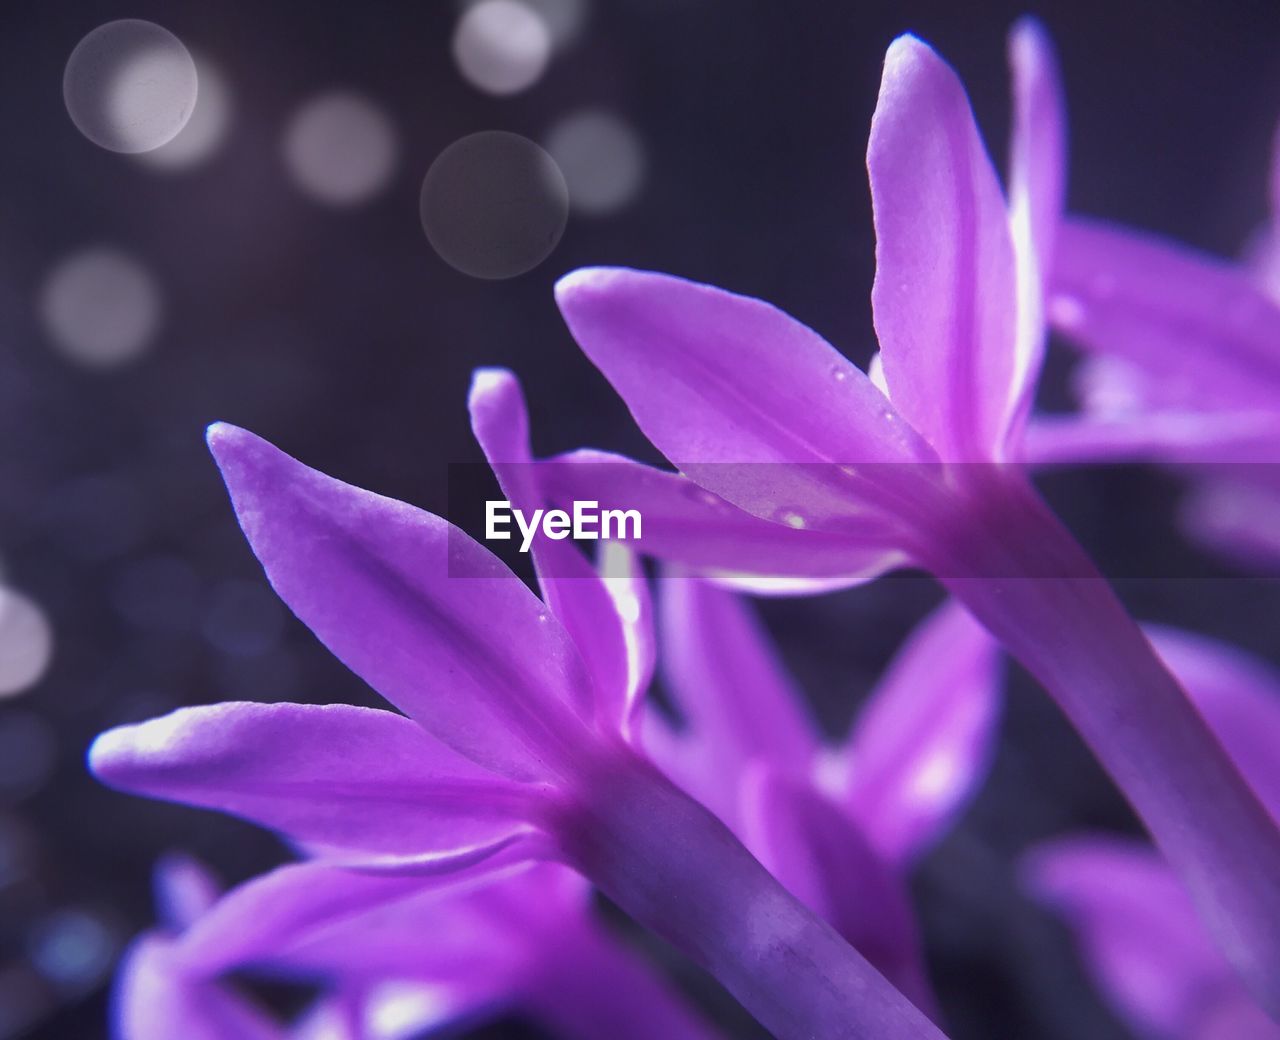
xmin=659 ymin=574 xmax=818 ymax=777
xmin=154 ymin=854 xmax=222 ymax=934
xmin=90 ymin=703 xmax=537 ymax=855
xmin=1004 ymin=18 xmax=1066 ymax=453
xmin=542 ymin=450 xmax=907 ymax=593
xmin=740 ymin=767 xmax=936 ymax=1015
xmin=843 ymin=601 xmax=1002 ymax=867
xmin=1023 ymin=835 xmax=1230 ymax=1039
xmin=468 ymin=369 xmax=638 ymax=732
xmin=177 ymin=838 xmax=537 ymax=977
xmin=555 ymin=267 xmax=935 ymax=529
xmin=114 ymin=937 xmax=286 ymax=1040
xmin=1050 ymin=218 xmax=1280 ymax=412
xmin=868 ymin=35 xmax=1019 ymax=461
xmin=205 ymin=423 xmax=594 ymax=781
xmin=1146 ymin=627 xmax=1280 ymax=822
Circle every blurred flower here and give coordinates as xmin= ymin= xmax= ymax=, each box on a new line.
xmin=541 ymin=22 xmax=1280 ymax=1014
xmin=167 ymin=859 xmax=719 ymax=1040
xmin=648 ymin=579 xmax=1001 ymax=1013
xmin=1026 ymin=119 xmax=1280 ymax=574
xmin=1025 ymin=627 xmax=1280 ymax=1039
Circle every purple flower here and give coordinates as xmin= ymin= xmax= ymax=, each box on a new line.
xmin=540 ymin=21 xmax=1280 ymax=1015
xmin=1026 ymin=118 xmax=1280 ymax=571
xmin=166 ymin=858 xmax=720 ymax=1040
xmin=1025 ymin=626 xmax=1280 ymax=1039
xmin=647 ymin=577 xmax=1001 ymax=1015
xmin=89 ymin=371 xmax=946 ymax=1040
xmin=113 ymin=855 xmax=286 ymax=1040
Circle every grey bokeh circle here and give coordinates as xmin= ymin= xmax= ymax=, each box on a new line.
xmin=63 ymin=19 xmax=198 ymax=154
xmin=420 ymin=131 xmax=569 ymax=280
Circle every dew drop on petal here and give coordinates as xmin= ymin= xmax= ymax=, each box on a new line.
xmin=63 ymin=19 xmax=198 ymax=154
xmin=830 ymin=365 xmax=848 ymax=382
xmin=453 ymin=0 xmax=551 ymax=96
xmin=545 ymin=110 xmax=646 ymax=216
xmin=39 ymin=248 xmax=161 ymax=368
xmin=420 ymin=131 xmax=568 ymax=280
xmin=777 ymin=511 xmax=808 ymax=530
xmin=136 ymin=52 xmax=231 ymax=171
xmin=0 ymin=589 xmax=54 ymax=699
xmin=284 ymin=91 xmax=398 ymax=207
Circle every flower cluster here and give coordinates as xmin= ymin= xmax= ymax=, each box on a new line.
xmin=89 ymin=15 xmax=1280 ymax=1040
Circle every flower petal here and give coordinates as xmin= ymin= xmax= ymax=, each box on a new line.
xmin=468 ymin=368 xmax=641 ymax=734
xmin=1004 ymin=17 xmax=1066 ymax=454
xmin=90 ymin=703 xmax=538 ymax=855
xmin=205 ymin=423 xmax=595 ymax=782
xmin=739 ymin=766 xmax=936 ymax=1016
xmin=1050 ymin=218 xmax=1280 ymax=412
xmin=1146 ymin=626 xmax=1280 ymax=822
xmin=555 ymin=267 xmax=935 ymax=529
xmin=1023 ymin=835 xmax=1229 ymax=1039
xmin=114 ymin=936 xmax=285 ymax=1040
xmin=177 ymin=839 xmax=538 ymax=978
xmin=868 ymin=35 xmax=1019 ymax=461
xmin=658 ymin=573 xmax=819 ymax=794
xmin=541 ymin=450 xmax=906 ymax=594
xmin=842 ymin=601 xmax=1001 ymax=867
xmin=154 ymin=854 xmax=222 ymax=934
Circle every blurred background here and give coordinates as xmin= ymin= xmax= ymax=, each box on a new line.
xmin=3 ymin=1 xmax=1280 ymax=1036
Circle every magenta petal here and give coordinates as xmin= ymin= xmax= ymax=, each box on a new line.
xmin=658 ymin=573 xmax=818 ymax=789
xmin=1050 ymin=218 xmax=1280 ymax=411
xmin=542 ymin=450 xmax=907 ymax=594
xmin=468 ymin=368 xmax=639 ymax=732
xmin=1004 ymin=17 xmax=1065 ymax=453
xmin=740 ymin=766 xmax=936 ymax=1016
xmin=1193 ymin=993 xmax=1280 ymax=1040
xmin=1023 ymin=835 xmax=1229 ymax=1039
xmin=842 ymin=601 xmax=1001 ymax=868
xmin=205 ymin=423 xmax=595 ymax=781
xmin=1146 ymin=627 xmax=1280 ymax=822
xmin=868 ymin=35 xmax=1019 ymax=461
xmin=114 ymin=937 xmax=285 ymax=1040
xmin=555 ymin=267 xmax=935 ymax=527
xmin=90 ymin=703 xmax=538 ymax=855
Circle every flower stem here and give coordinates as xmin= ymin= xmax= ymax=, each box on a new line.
xmin=927 ymin=469 xmax=1280 ymax=1019
xmin=548 ymin=745 xmax=949 ymax=1040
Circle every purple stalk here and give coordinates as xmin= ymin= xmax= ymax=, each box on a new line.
xmin=918 ymin=470 xmax=1280 ymax=1017
xmin=545 ymin=741 xmax=949 ymax=1040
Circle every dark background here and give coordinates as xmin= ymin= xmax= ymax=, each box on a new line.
xmin=3 ymin=1 xmax=1280 ymax=1037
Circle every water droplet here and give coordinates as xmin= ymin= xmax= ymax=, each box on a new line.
xmin=0 ymin=589 xmax=54 ymax=699
xmin=831 ymin=366 xmax=848 ymax=382
xmin=453 ymin=0 xmax=551 ymax=96
xmin=39 ymin=248 xmax=161 ymax=367
xmin=546 ymin=110 xmax=646 ymax=216
xmin=420 ymin=131 xmax=568 ymax=280
xmin=63 ymin=19 xmax=197 ymax=154
xmin=778 ymin=511 xmax=807 ymax=530
xmin=283 ymin=91 xmax=398 ymax=207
